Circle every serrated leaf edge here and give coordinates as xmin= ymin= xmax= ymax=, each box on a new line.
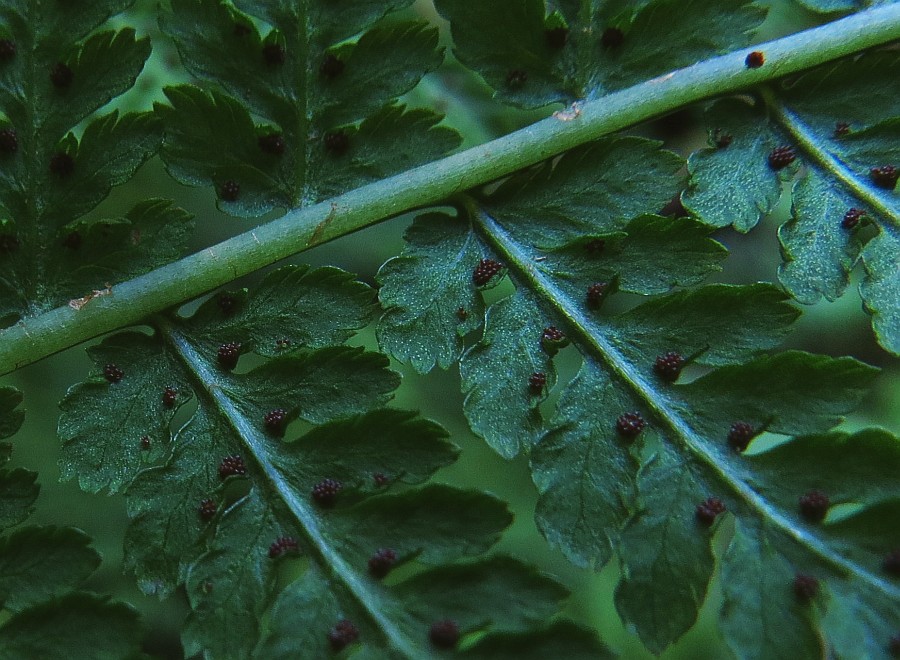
xmin=469 ymin=203 xmax=900 ymax=605
xmin=159 ymin=318 xmax=423 ymax=657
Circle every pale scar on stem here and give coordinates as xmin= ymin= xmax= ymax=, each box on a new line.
xmin=308 ymin=202 xmax=338 ymax=247
xmin=68 ymin=283 xmax=112 ymax=311
xmin=650 ymin=72 xmax=676 ymax=84
xmin=553 ymin=101 xmax=582 ymax=121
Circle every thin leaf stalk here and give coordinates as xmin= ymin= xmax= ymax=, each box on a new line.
xmin=1 ymin=5 xmax=899 ymax=374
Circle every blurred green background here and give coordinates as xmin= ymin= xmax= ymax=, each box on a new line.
xmin=2 ymin=1 xmax=898 ymax=657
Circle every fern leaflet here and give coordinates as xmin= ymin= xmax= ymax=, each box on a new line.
xmin=683 ymin=52 xmax=900 ymax=354
xmin=158 ymin=0 xmax=460 ymax=217
xmin=0 ymin=0 xmax=191 ymax=326
xmin=58 ymin=266 xmax=610 ymax=658
xmin=0 ymin=386 xmax=143 ymax=658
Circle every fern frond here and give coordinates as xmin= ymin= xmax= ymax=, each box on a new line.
xmin=158 ymin=0 xmax=461 ymax=216
xmin=0 ymin=1 xmax=191 ymax=325
xmin=434 ymin=0 xmax=766 ymax=108
xmin=58 ymin=266 xmax=609 ymax=658
xmin=683 ymin=52 xmax=900 ymax=353
xmin=375 ymin=123 xmax=900 ymax=655
xmin=0 ymin=386 xmax=143 ymax=657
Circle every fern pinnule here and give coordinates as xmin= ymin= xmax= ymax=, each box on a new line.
xmin=58 ymin=266 xmax=608 ymax=658
xmin=0 ymin=387 xmax=143 ymax=655
xmin=0 ymin=2 xmax=191 ymax=326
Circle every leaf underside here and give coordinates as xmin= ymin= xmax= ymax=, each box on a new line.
xmin=0 ymin=0 xmax=193 ymax=327
xmin=158 ymin=0 xmax=461 ymax=217
xmin=383 ymin=9 xmax=899 ymax=653
xmin=59 ymin=265 xmax=610 ymax=658
xmin=1 ymin=0 xmax=895 ymax=658
xmin=376 ymin=134 xmax=897 ymax=659
xmin=683 ymin=52 xmax=900 ymax=355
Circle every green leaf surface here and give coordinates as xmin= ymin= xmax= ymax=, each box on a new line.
xmin=377 ymin=136 xmax=695 ymax=379
xmin=682 ymin=98 xmax=791 ymax=232
xmin=376 ymin=111 xmax=893 ymax=655
xmin=377 ymin=214 xmax=487 ymax=373
xmin=860 ymin=229 xmax=900 ymax=353
xmin=159 ymin=0 xmax=459 ymax=216
xmin=0 ymin=469 xmax=38 ymax=534
xmin=459 ymin=621 xmax=614 ymax=659
xmin=793 ymin=0 xmax=860 ymax=12
xmin=185 ymin=264 xmax=375 ymax=356
xmin=677 ymin=352 xmax=877 ymax=437
xmin=0 ymin=526 xmax=100 ymax=612
xmin=778 ymin=170 xmax=867 ymax=303
xmin=60 ymin=265 xmax=585 ymax=658
xmin=0 ymin=387 xmax=23 ymax=440
xmin=610 ymin=284 xmax=799 ymax=366
xmin=0 ymin=363 xmax=24 ymax=474
xmin=545 ymin=214 xmax=728 ymax=295
xmin=720 ymin=520 xmax=824 ymax=660
xmin=531 ymin=362 xmax=636 ymax=570
xmin=435 ymin=0 xmax=765 ymax=108
xmin=0 ymin=593 xmax=142 ymax=660
xmin=686 ymin=52 xmax=900 ymax=353
xmin=614 ymin=440 xmax=716 ymax=653
xmin=484 ymin=139 xmax=684 ymax=248
xmin=460 ymin=288 xmax=557 ymax=458
xmin=0 ymin=5 xmax=184 ymax=325
xmin=392 ymin=556 xmax=568 ymax=632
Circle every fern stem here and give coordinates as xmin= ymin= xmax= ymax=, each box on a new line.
xmin=760 ymin=86 xmax=900 ymax=231
xmin=2 ymin=4 xmax=900 ymax=375
xmin=159 ymin=318 xmax=423 ymax=658
xmin=469 ymin=205 xmax=900 ymax=603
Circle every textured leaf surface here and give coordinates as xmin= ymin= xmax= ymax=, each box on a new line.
xmin=0 ymin=3 xmax=188 ymax=325
xmin=682 ymin=99 xmax=792 ymax=232
xmin=376 ymin=118 xmax=895 ymax=655
xmin=377 ymin=214 xmax=487 ymax=373
xmin=377 ymin=137 xmax=690 ymax=377
xmin=793 ymin=0 xmax=881 ymax=13
xmin=159 ymin=0 xmax=460 ymax=216
xmin=458 ymin=621 xmax=615 ymax=659
xmin=0 ymin=387 xmax=32 ymax=533
xmin=60 ymin=266 xmax=602 ymax=658
xmin=0 ymin=468 xmax=37 ymax=534
xmin=685 ymin=52 xmax=900 ymax=354
xmin=435 ymin=0 xmax=765 ymax=108
xmin=0 ymin=387 xmax=23 ymax=443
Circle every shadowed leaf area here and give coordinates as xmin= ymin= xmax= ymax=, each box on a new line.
xmin=0 ymin=386 xmax=142 ymax=658
xmin=0 ymin=0 xmax=193 ymax=327
xmin=157 ymin=0 xmax=461 ymax=217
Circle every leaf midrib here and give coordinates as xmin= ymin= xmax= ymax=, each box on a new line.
xmin=471 ymin=204 xmax=900 ymax=602
xmin=762 ymin=86 xmax=899 ymax=232
xmin=159 ymin=319 xmax=424 ymax=659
